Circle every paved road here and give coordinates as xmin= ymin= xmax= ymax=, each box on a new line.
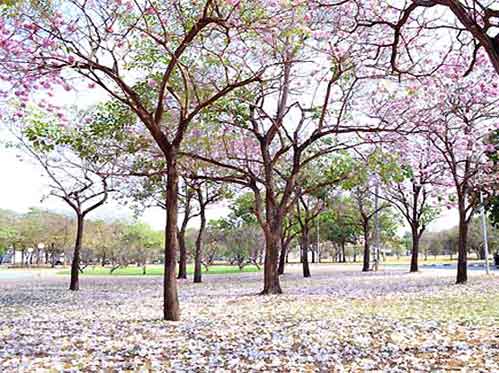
xmin=0 ymin=269 xmax=57 ymax=280
xmin=384 ymin=263 xmax=499 ymax=271
xmin=0 ymin=271 xmax=35 ymax=280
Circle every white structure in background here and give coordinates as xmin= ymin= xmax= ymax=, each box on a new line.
xmin=0 ymin=243 xmax=64 ymax=266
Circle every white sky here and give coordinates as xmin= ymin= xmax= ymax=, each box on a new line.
xmin=0 ymin=136 xmax=230 ymax=230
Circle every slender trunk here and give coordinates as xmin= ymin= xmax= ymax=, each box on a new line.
xmin=478 ymin=246 xmax=485 ymax=260
xmin=101 ymin=253 xmax=106 ymax=267
xmin=177 ymin=227 xmax=187 ymax=279
xmin=311 ymin=248 xmax=316 ymax=264
xmin=261 ymin=219 xmax=282 ymax=294
xmin=456 ymin=204 xmax=468 ymax=284
xmin=143 ymin=263 xmax=146 ymax=275
xmin=177 ymin=181 xmax=190 ymax=280
xmin=410 ymin=226 xmax=420 ymax=273
xmin=362 ymin=226 xmax=370 ymax=272
xmin=163 ymin=155 xmax=180 ymax=321
xmin=51 ymin=243 xmax=56 ymax=268
xmin=278 ymin=238 xmax=288 ymax=275
xmin=341 ymin=241 xmax=346 ymax=263
xmin=194 ymin=198 xmax=206 ymax=284
xmin=301 ymin=227 xmax=311 ymax=278
xmin=69 ymin=214 xmax=84 ymax=291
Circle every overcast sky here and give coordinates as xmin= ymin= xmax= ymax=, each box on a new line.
xmin=0 ymin=135 xmax=231 ymax=230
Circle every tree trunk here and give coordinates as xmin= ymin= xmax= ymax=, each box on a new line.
xmin=261 ymin=220 xmax=282 ymax=295
xmin=410 ymin=226 xmax=420 ymax=273
xmin=101 ymin=253 xmax=106 ymax=267
xmin=194 ymin=197 xmax=206 ymax=284
xmin=478 ymin=246 xmax=486 ymax=260
xmin=311 ymin=248 xmax=316 ymax=264
xmin=177 ymin=227 xmax=188 ymax=279
xmin=362 ymin=227 xmax=370 ymax=272
xmin=341 ymin=242 xmax=346 ymax=263
xmin=278 ymin=239 xmax=288 ymax=275
xmin=456 ymin=206 xmax=468 ymax=284
xmin=163 ymin=155 xmax=180 ymax=321
xmin=51 ymin=243 xmax=56 ymax=268
xmin=301 ymin=227 xmax=311 ymax=278
xmin=69 ymin=214 xmax=84 ymax=291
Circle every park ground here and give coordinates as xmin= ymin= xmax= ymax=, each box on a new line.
xmin=0 ymin=264 xmax=498 ymax=371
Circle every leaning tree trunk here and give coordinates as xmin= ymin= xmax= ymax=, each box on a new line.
xmin=456 ymin=204 xmax=468 ymax=284
xmin=301 ymin=227 xmax=311 ymax=278
xmin=177 ymin=227 xmax=188 ymax=279
xmin=69 ymin=213 xmax=84 ymax=291
xmin=163 ymin=155 xmax=180 ymax=321
xmin=194 ymin=199 xmax=206 ymax=284
xmin=261 ymin=219 xmax=283 ymax=295
xmin=362 ymin=226 xmax=370 ymax=272
xmin=410 ymin=226 xmax=420 ymax=273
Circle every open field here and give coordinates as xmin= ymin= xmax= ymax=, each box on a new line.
xmin=1 ymin=264 xmax=498 ymax=371
xmin=56 ymin=264 xmax=260 ymax=277
xmin=47 ymin=255 xmax=494 ymax=277
xmin=318 ymin=255 xmax=488 ymax=266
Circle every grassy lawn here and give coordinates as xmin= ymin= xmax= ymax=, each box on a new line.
xmin=350 ymin=286 xmax=499 ymax=325
xmin=316 ymin=255 xmax=485 ymax=266
xmin=382 ymin=255 xmax=484 ymax=265
xmin=2 ymin=266 xmax=499 ymax=371
xmin=57 ymin=264 xmax=260 ymax=276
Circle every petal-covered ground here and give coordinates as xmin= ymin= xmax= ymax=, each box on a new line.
xmin=1 ymin=265 xmax=498 ymax=372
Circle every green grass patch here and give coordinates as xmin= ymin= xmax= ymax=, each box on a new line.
xmin=349 ymin=288 xmax=499 ymax=326
xmin=57 ymin=264 xmax=260 ymax=276
xmin=382 ymin=255 xmax=485 ymax=265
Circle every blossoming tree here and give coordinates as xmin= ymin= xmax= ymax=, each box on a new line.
xmin=0 ymin=0 xmax=276 ymax=320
